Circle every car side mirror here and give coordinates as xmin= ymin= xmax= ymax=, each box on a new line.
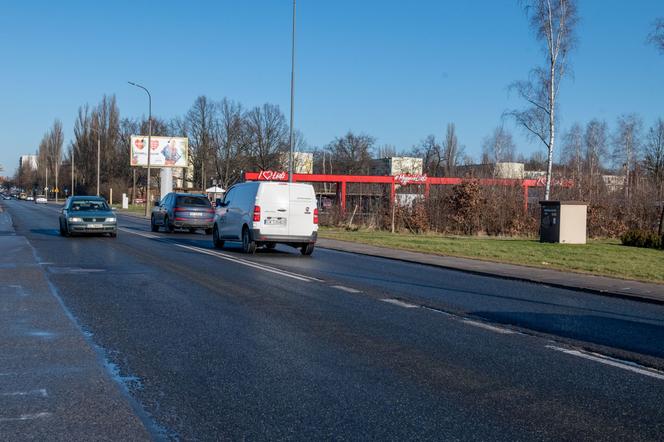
xmin=153 ymin=200 xmax=159 ymax=207
xmin=215 ymin=198 xmax=223 ymax=207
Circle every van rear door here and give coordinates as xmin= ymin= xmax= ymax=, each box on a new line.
xmin=257 ymin=183 xmax=290 ymax=237
xmin=288 ymin=184 xmax=316 ymax=238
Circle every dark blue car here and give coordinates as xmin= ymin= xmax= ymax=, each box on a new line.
xmin=151 ymin=193 xmax=214 ymax=234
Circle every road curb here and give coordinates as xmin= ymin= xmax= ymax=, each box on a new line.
xmin=316 ymin=238 xmax=664 ymax=306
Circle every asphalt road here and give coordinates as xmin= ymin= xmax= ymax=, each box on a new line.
xmin=4 ymin=199 xmax=664 ymax=440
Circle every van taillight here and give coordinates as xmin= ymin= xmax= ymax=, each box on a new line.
xmin=253 ymin=205 xmax=261 ymax=222
xmin=313 ymin=208 xmax=319 ymax=224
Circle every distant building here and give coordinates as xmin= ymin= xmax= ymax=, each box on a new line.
xmin=371 ymin=157 xmax=423 ymax=176
xmin=457 ymin=162 xmax=525 ymax=179
xmin=19 ymin=154 xmax=38 ymax=171
xmin=279 ymin=152 xmax=313 ymax=174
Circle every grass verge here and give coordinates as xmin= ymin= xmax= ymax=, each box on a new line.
xmin=319 ymin=227 xmax=664 ymax=284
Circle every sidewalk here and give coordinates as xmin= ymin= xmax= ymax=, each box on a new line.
xmin=316 ymin=237 xmax=664 ymax=305
xmin=0 ymin=206 xmax=151 ymax=441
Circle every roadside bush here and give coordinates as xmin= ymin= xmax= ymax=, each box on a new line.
xmin=620 ymin=229 xmax=663 ymax=250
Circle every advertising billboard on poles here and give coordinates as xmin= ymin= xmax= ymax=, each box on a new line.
xmin=130 ymin=136 xmax=189 ymax=168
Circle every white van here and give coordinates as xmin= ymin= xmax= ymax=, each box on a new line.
xmin=212 ymin=181 xmax=318 ymax=255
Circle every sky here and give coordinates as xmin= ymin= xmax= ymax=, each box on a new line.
xmin=1 ymin=0 xmax=663 ymax=176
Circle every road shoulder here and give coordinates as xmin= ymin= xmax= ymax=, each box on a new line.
xmin=316 ymin=237 xmax=664 ymax=304
xmin=0 ymin=204 xmax=152 ymax=440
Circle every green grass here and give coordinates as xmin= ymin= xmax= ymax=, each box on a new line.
xmin=111 ymin=204 xmax=149 ymax=217
xmin=319 ymin=227 xmax=664 ymax=284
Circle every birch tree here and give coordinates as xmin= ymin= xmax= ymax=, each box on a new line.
xmin=612 ymin=114 xmax=642 ymax=200
xmin=482 ymin=125 xmax=516 ymax=164
xmin=508 ymin=0 xmax=578 ymax=200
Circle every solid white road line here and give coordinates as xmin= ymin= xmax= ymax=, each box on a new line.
xmin=462 ymin=319 xmax=515 ymax=335
xmin=546 ymin=345 xmax=664 ymax=381
xmin=118 ymin=228 xmax=158 ymax=239
xmin=332 ymin=285 xmax=362 ymax=293
xmin=1 ymin=389 xmax=48 ymax=397
xmin=381 ymin=298 xmax=419 ymax=308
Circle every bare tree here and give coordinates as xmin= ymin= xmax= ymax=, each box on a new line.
xmin=410 ymin=135 xmax=442 ymax=176
xmin=376 ymin=144 xmax=397 ymax=159
xmin=186 ymin=96 xmax=217 ymax=189
xmin=442 ymin=123 xmax=463 ymax=176
xmin=244 ymin=103 xmax=289 ymax=171
xmin=508 ymin=0 xmax=578 ymax=200
xmin=648 ymin=18 xmax=664 ymax=53
xmin=326 ymin=132 xmax=375 ymax=175
xmin=482 ymin=125 xmax=516 ymax=164
xmin=643 ymin=119 xmax=664 ymax=234
xmin=214 ymin=98 xmax=248 ymax=187
xmin=612 ymin=114 xmax=642 ymax=200
xmin=561 ymin=122 xmax=583 ymax=196
xmin=584 ymin=119 xmax=609 ymax=201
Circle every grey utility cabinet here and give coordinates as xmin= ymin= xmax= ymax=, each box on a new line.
xmin=539 ymin=201 xmax=588 ymax=244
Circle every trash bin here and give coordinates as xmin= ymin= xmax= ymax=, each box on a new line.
xmin=540 ymin=201 xmax=587 ymax=244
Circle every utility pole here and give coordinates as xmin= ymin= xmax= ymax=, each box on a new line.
xmin=97 ymin=136 xmax=101 ymax=197
xmin=288 ymin=0 xmax=296 ymax=182
xmin=128 ymin=81 xmax=152 ymax=217
xmin=71 ymin=147 xmax=75 ymax=197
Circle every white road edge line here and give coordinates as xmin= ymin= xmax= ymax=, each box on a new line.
xmin=1 ymin=389 xmax=48 ymax=397
xmin=462 ymin=319 xmax=515 ymax=335
xmin=381 ymin=298 xmax=419 ymax=308
xmin=332 ymin=285 xmax=362 ymax=293
xmin=118 ymin=228 xmax=158 ymax=239
xmin=546 ymin=345 xmax=664 ymax=381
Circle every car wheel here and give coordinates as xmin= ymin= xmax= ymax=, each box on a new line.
xmin=300 ymin=243 xmax=315 ymax=256
xmin=213 ymin=225 xmax=224 ymax=249
xmin=110 ymin=231 xmax=117 ymax=238
xmin=242 ymin=227 xmax=256 ymax=254
xmin=164 ymin=216 xmax=174 ymax=233
xmin=150 ymin=217 xmax=159 ymax=232
xmin=59 ymin=220 xmax=67 ymax=236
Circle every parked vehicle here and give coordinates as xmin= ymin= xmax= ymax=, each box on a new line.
xmin=35 ymin=195 xmax=47 ymax=204
xmin=26 ymin=195 xmax=34 ymax=201
xmin=1 ymin=194 xmax=11 ymax=200
xmin=151 ymin=193 xmax=214 ymax=234
xmin=212 ymin=182 xmax=318 ymax=255
xmin=59 ymin=196 xmax=117 ymax=237
xmin=19 ymin=192 xmax=27 ymax=200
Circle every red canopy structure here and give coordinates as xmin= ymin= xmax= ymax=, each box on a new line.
xmin=244 ymin=171 xmax=562 ymax=213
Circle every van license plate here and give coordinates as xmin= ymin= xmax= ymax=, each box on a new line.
xmin=265 ymin=218 xmax=286 ymax=225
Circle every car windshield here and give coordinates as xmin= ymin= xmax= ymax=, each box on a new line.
xmin=176 ymin=196 xmax=211 ymax=207
xmin=70 ymin=200 xmax=109 ymax=211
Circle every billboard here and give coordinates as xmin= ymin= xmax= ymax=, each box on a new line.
xmin=130 ymin=136 xmax=189 ymax=168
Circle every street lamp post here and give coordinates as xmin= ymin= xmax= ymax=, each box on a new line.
xmin=288 ymin=0 xmax=296 ymax=183
xmin=128 ymin=81 xmax=152 ymax=217
xmin=97 ymin=136 xmax=101 ymax=196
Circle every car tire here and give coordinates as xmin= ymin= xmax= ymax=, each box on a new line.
xmin=110 ymin=231 xmax=117 ymax=238
xmin=242 ymin=227 xmax=256 ymax=254
xmin=151 ymin=217 xmax=159 ymax=232
xmin=300 ymin=243 xmax=315 ymax=256
xmin=213 ymin=225 xmax=224 ymax=249
xmin=164 ymin=216 xmax=174 ymax=233
xmin=59 ymin=221 xmax=67 ymax=237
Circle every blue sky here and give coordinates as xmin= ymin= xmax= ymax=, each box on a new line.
xmin=1 ymin=0 xmax=663 ymax=175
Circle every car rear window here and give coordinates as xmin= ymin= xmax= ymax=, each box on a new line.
xmin=176 ymin=196 xmax=211 ymax=207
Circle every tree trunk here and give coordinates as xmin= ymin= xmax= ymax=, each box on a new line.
xmin=545 ymin=60 xmax=555 ymax=201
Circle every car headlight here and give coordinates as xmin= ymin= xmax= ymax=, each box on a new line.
xmin=106 ymin=217 xmax=117 ymax=223
xmin=69 ymin=217 xmax=83 ymax=223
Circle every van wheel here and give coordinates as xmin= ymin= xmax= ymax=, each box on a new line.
xmin=213 ymin=225 xmax=224 ymax=249
xmin=242 ymin=227 xmax=256 ymax=254
xmin=301 ymin=243 xmax=315 ymax=256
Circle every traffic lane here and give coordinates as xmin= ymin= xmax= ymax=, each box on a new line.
xmin=9 ymin=201 xmax=664 ymax=440
xmin=113 ymin=208 xmax=664 ymax=364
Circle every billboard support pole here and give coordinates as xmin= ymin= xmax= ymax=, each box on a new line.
xmin=288 ymin=0 xmax=296 ymax=183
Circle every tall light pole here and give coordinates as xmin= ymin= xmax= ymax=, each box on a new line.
xmin=128 ymin=81 xmax=152 ymax=217
xmin=97 ymin=135 xmax=101 ymax=196
xmin=288 ymin=0 xmax=296 ymax=183
xmin=71 ymin=146 xmax=74 ymax=197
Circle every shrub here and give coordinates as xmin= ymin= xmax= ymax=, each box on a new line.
xmin=620 ymin=229 xmax=663 ymax=250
